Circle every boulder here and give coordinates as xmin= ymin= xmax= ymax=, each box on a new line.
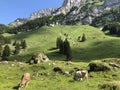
xmin=88 ymin=61 xmax=111 ymax=72
xmin=29 ymin=53 xmax=49 ymax=64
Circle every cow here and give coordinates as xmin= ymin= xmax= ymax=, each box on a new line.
xmin=18 ymin=73 xmax=30 ymax=90
xmin=73 ymin=70 xmax=88 ymax=81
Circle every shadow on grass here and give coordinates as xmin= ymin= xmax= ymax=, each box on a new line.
xmin=13 ymin=86 xmax=19 ymax=90
xmin=46 ymin=39 xmax=120 ymax=62
xmin=9 ymin=38 xmax=120 ymax=63
xmin=46 ymin=51 xmax=66 ymax=61
xmin=72 ymin=39 xmax=120 ymax=62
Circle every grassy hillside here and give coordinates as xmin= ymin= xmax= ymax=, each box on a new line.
xmin=5 ymin=25 xmax=120 ymax=62
xmin=0 ymin=59 xmax=120 ymax=90
xmin=1 ymin=25 xmax=120 ymax=90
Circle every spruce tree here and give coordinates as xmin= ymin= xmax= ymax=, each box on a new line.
xmin=14 ymin=43 xmax=20 ymax=54
xmin=2 ymin=45 xmax=10 ymax=60
xmin=59 ymin=39 xmax=64 ymax=54
xmin=22 ymin=40 xmax=27 ymax=49
xmin=56 ymin=37 xmax=60 ymax=49
xmin=64 ymin=38 xmax=72 ymax=61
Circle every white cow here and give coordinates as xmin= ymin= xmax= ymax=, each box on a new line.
xmin=73 ymin=70 xmax=88 ymax=81
xmin=18 ymin=73 xmax=30 ymax=90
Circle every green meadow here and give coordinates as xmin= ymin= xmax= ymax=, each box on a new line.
xmin=1 ymin=25 xmax=120 ymax=90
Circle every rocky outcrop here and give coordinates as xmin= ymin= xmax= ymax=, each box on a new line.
xmin=10 ymin=18 xmax=27 ymax=26
xmin=104 ymin=0 xmax=120 ymax=7
xmin=28 ymin=53 xmax=49 ymax=64
xmin=10 ymin=0 xmax=120 ymax=26
xmin=61 ymin=0 xmax=120 ymax=25
xmin=30 ymin=8 xmax=57 ymax=20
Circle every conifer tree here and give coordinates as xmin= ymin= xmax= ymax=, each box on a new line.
xmin=14 ymin=43 xmax=20 ymax=54
xmin=2 ymin=45 xmax=10 ymax=60
xmin=56 ymin=37 xmax=60 ymax=49
xmin=56 ymin=37 xmax=62 ymax=49
xmin=64 ymin=38 xmax=72 ymax=61
xmin=59 ymin=39 xmax=64 ymax=54
xmin=5 ymin=37 xmax=11 ymax=44
xmin=22 ymin=40 xmax=27 ymax=49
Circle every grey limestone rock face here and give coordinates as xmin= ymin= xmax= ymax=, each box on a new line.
xmin=104 ymin=0 xmax=120 ymax=7
xmin=62 ymin=0 xmax=86 ymax=8
xmin=11 ymin=0 xmax=120 ymax=26
xmin=30 ymin=8 xmax=57 ymax=20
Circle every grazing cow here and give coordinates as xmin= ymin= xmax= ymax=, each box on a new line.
xmin=73 ymin=70 xmax=88 ymax=81
xmin=18 ymin=73 xmax=30 ymax=90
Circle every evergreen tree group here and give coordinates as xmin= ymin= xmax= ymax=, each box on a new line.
xmin=13 ymin=39 xmax=27 ymax=55
xmin=56 ymin=37 xmax=72 ymax=61
xmin=0 ymin=34 xmax=27 ymax=60
xmin=14 ymin=43 xmax=20 ymax=54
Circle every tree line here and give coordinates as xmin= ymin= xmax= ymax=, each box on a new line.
xmin=8 ymin=14 xmax=65 ymax=34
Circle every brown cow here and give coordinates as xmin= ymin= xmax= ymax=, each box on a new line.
xmin=18 ymin=73 xmax=30 ymax=90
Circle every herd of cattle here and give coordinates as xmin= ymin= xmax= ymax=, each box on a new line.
xmin=18 ymin=68 xmax=88 ymax=90
xmin=1 ymin=59 xmax=120 ymax=90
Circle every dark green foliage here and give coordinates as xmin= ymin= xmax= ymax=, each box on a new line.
xmin=20 ymin=39 xmax=27 ymax=49
xmin=102 ymin=22 xmax=120 ymax=36
xmin=1 ymin=45 xmax=10 ymax=60
xmin=81 ymin=33 xmax=86 ymax=42
xmin=0 ymin=24 xmax=8 ymax=34
xmin=56 ymin=37 xmax=62 ymax=49
xmin=14 ymin=43 xmax=20 ymax=54
xmin=21 ymin=40 xmax=27 ymax=49
xmin=56 ymin=37 xmax=72 ymax=61
xmin=0 ymin=35 xmax=5 ymax=45
xmin=59 ymin=39 xmax=64 ymax=54
xmin=0 ymin=35 xmax=5 ymax=57
xmin=4 ymin=37 xmax=11 ymax=44
xmin=64 ymin=38 xmax=72 ymax=61
xmin=8 ymin=14 xmax=65 ymax=34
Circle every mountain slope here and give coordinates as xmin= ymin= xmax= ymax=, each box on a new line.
xmin=7 ymin=25 xmax=120 ymax=62
xmin=10 ymin=0 xmax=120 ymax=27
xmin=29 ymin=0 xmax=120 ymax=26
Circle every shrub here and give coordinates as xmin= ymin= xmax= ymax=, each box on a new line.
xmin=99 ymin=81 xmax=120 ymax=90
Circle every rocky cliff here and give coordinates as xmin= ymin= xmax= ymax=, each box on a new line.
xmin=11 ymin=0 xmax=120 ymax=26
xmin=30 ymin=8 xmax=57 ymax=20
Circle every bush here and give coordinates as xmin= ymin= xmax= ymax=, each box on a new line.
xmin=99 ymin=81 xmax=120 ymax=90
xmin=89 ymin=61 xmax=111 ymax=72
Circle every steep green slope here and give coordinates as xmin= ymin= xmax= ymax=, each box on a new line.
xmin=8 ymin=25 xmax=120 ymax=62
xmin=1 ymin=25 xmax=120 ymax=90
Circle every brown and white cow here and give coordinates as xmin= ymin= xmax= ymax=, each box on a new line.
xmin=73 ymin=70 xmax=88 ymax=81
xmin=18 ymin=73 xmax=30 ymax=90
